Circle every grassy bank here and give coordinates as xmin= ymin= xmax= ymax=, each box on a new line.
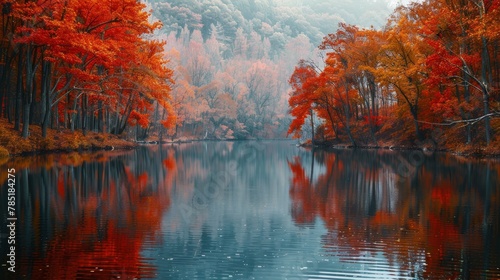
xmin=0 ymin=118 xmax=136 ymax=157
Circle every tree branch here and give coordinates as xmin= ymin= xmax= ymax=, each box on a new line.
xmin=417 ymin=112 xmax=500 ymax=126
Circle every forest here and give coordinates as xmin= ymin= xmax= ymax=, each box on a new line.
xmin=0 ymin=0 xmax=178 ymax=155
xmin=0 ymin=0 xmax=499 ymax=155
xmin=289 ymin=0 xmax=500 ymax=152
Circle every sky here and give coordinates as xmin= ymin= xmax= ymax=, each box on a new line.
xmin=389 ymin=0 xmax=423 ymax=7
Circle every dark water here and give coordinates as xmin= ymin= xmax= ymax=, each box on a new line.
xmin=1 ymin=141 xmax=500 ymax=279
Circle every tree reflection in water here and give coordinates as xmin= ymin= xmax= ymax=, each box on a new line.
xmin=0 ymin=148 xmax=171 ymax=280
xmin=0 ymin=143 xmax=499 ymax=279
xmin=288 ymin=148 xmax=500 ymax=279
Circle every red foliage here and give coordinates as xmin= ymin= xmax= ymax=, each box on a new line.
xmin=362 ymin=115 xmax=386 ymax=127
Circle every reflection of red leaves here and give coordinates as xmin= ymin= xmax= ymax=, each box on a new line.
xmin=426 ymin=214 xmax=461 ymax=279
xmin=57 ymin=175 xmax=65 ymax=198
xmin=137 ymin=173 xmax=148 ymax=190
xmin=163 ymin=154 xmax=177 ymax=171
xmin=288 ymin=157 xmax=316 ymax=225
xmin=286 ymin=148 xmax=497 ymax=279
xmin=163 ymin=158 xmax=175 ymax=170
xmin=19 ymin=163 xmax=171 ymax=280
xmin=370 ymin=211 xmax=398 ymax=226
xmin=431 ymin=183 xmax=453 ymax=206
xmin=27 ymin=221 xmax=153 ymax=280
xmin=428 ymin=214 xmax=459 ymax=247
xmin=288 ymin=157 xmax=309 ymax=187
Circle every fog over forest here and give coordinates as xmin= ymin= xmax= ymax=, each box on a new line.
xmin=144 ymin=0 xmax=404 ymax=139
xmin=148 ymin=0 xmax=399 ymax=52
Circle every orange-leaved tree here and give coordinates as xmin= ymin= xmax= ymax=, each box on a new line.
xmin=374 ymin=4 xmax=431 ymax=140
xmin=287 ymin=60 xmax=319 ymax=140
xmin=2 ymin=0 xmax=176 ymax=139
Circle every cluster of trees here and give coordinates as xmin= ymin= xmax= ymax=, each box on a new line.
xmin=289 ymin=0 xmax=500 ymax=147
xmin=0 ymin=0 xmax=176 ymax=139
xmin=159 ymin=26 xmax=312 ymax=139
xmin=143 ymin=0 xmax=395 ymax=139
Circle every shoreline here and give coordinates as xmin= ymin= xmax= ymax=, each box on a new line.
xmin=1 ymin=115 xmax=498 ymax=159
xmin=0 ymin=117 xmax=293 ymax=159
xmin=299 ymin=141 xmax=500 ymax=159
xmin=5 ymin=139 xmax=499 ymax=159
xmin=1 ymin=138 xmax=294 ymax=158
xmin=0 ymin=118 xmax=137 ymax=159
xmin=2 ymin=134 xmax=499 ymax=159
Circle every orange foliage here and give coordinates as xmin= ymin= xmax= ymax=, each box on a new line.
xmin=1 ymin=0 xmax=176 ymax=140
xmin=288 ymin=0 xmax=500 ymax=149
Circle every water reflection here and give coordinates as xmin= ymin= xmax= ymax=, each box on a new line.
xmin=0 ymin=149 xmax=171 ymax=279
xmin=1 ymin=142 xmax=499 ymax=279
xmin=289 ymin=148 xmax=500 ymax=279
xmin=150 ymin=141 xmax=302 ymax=279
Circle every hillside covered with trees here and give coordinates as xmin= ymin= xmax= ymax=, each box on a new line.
xmin=146 ymin=0 xmax=396 ymax=139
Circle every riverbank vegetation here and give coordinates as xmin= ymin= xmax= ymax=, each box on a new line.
xmin=288 ymin=0 xmax=500 ymax=155
xmin=0 ymin=0 xmax=176 ymax=155
xmin=2 ymin=0 xmax=500 ymax=157
xmin=0 ymin=118 xmax=134 ymax=156
xmin=2 ymin=0 xmax=402 ymax=151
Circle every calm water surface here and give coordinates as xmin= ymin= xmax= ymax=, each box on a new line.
xmin=1 ymin=141 xmax=500 ymax=279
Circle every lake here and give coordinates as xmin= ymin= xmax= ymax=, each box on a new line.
xmin=1 ymin=141 xmax=500 ymax=279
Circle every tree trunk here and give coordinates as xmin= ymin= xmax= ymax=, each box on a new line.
xmin=369 ymin=77 xmax=378 ymax=143
xmin=325 ymin=106 xmax=338 ymax=139
xmin=97 ymin=100 xmax=103 ymax=133
xmin=82 ymin=92 xmax=87 ymax=136
xmin=22 ymin=45 xmax=33 ymax=139
xmin=0 ymin=58 xmax=9 ymax=118
xmin=70 ymin=93 xmax=81 ymax=132
xmin=54 ymin=100 xmax=60 ymax=130
xmin=309 ymin=108 xmax=315 ymax=142
xmin=41 ymin=61 xmax=52 ymax=138
xmin=116 ymin=95 xmax=134 ymax=135
xmin=411 ymin=107 xmax=421 ymax=141
xmin=343 ymin=84 xmax=356 ymax=147
xmin=159 ymin=108 xmax=166 ymax=142
xmin=14 ymin=48 xmax=23 ymax=130
xmin=481 ymin=36 xmax=492 ymax=145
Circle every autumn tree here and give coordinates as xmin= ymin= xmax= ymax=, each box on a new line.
xmin=0 ymin=0 xmax=175 ymax=140
xmin=288 ymin=60 xmax=319 ymax=140
xmin=422 ymin=0 xmax=500 ymax=145
xmin=374 ymin=5 xmax=430 ymax=140
xmin=286 ymin=0 xmax=499 ymax=149
xmin=319 ymin=23 xmax=365 ymax=146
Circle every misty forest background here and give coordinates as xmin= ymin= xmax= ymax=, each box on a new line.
xmin=149 ymin=0 xmax=396 ymax=140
